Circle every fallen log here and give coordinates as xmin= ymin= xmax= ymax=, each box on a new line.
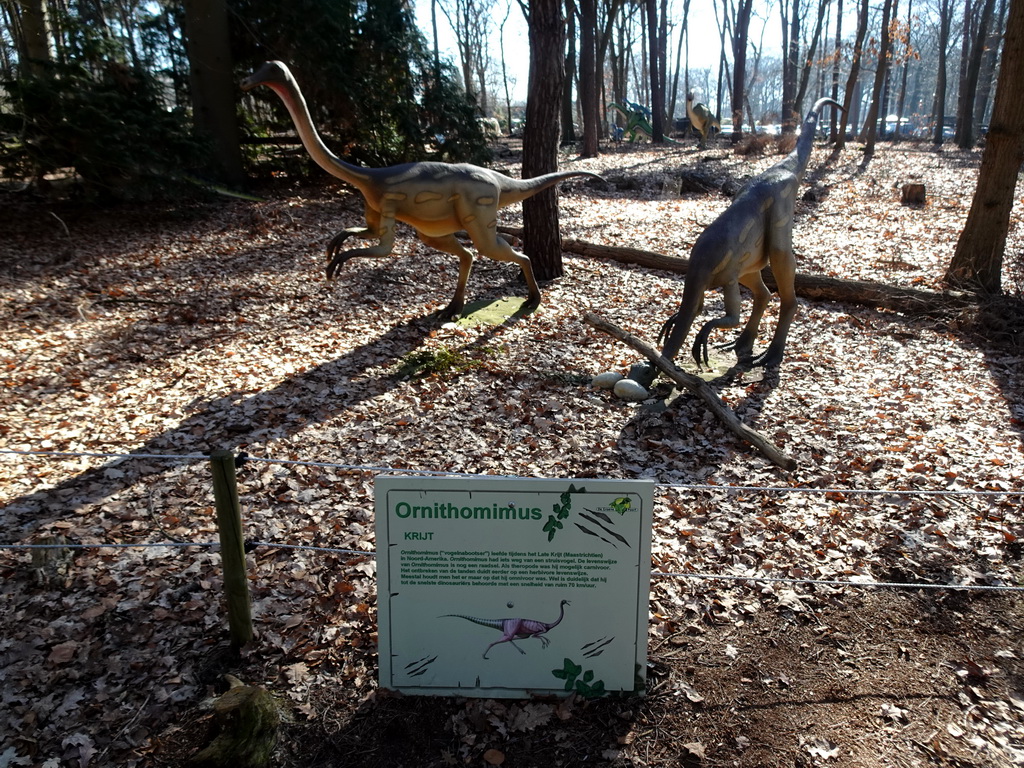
xmin=583 ymin=312 xmax=797 ymax=471
xmin=498 ymin=226 xmax=978 ymax=317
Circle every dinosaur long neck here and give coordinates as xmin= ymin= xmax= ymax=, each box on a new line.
xmin=789 ymin=97 xmax=835 ymax=179
xmin=264 ymin=79 xmax=372 ymax=191
xmin=686 ymin=97 xmax=697 ymax=124
xmin=549 ymin=602 xmax=567 ymax=628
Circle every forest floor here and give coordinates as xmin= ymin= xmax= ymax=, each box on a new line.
xmin=1 ymin=138 xmax=1023 ymax=768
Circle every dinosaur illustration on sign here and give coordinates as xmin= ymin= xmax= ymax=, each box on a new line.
xmin=441 ymin=600 xmax=571 ymax=659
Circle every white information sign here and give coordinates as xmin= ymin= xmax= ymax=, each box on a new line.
xmin=376 ymin=475 xmax=654 ymax=698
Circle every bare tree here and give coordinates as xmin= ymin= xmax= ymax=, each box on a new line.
xmin=892 ymin=0 xmax=916 ymax=141
xmin=794 ymin=0 xmax=831 ymax=115
xmin=519 ymin=0 xmax=567 ymax=280
xmin=779 ymin=0 xmax=801 ymax=130
xmin=580 ymin=0 xmax=600 ymax=155
xmin=836 ymin=0 xmax=870 ymax=151
xmin=562 ymin=0 xmax=577 ymax=145
xmin=946 ymin=0 xmax=1024 ymax=293
xmin=830 ymin=0 xmax=844 ymax=140
xmin=956 ymin=0 xmax=997 ymax=146
xmin=860 ymin=0 xmax=896 ymax=159
xmin=499 ymin=1 xmax=516 ymax=132
xmin=441 ymin=0 xmax=496 ymax=113
xmin=932 ymin=0 xmax=955 ymax=143
xmin=645 ymin=0 xmax=665 ymax=140
xmin=974 ymin=0 xmax=1009 ymax=127
xmin=730 ymin=0 xmax=755 ymax=139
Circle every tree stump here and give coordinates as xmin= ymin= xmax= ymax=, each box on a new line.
xmin=191 ymin=676 xmax=280 ymax=768
xmin=901 ymin=183 xmax=926 ymax=205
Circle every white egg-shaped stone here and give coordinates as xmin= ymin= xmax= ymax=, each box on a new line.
xmin=591 ymin=371 xmax=625 ymax=390
xmin=613 ymin=378 xmax=649 ymax=401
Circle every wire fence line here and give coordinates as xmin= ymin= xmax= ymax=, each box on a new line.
xmin=2 ymin=447 xmax=1020 ymax=498
xmin=2 ymin=446 xmax=1022 ymax=595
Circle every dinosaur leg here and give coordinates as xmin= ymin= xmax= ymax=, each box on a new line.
xmin=725 ymin=270 xmax=771 ymax=367
xmin=482 ymin=635 xmax=527 ymax=659
xmin=326 ymin=208 xmax=396 ymax=280
xmin=754 ymin=248 xmax=798 ymax=367
xmin=463 ymin=219 xmax=542 ymax=312
xmin=417 ymin=233 xmax=475 ymax=319
xmin=691 ymin=280 xmax=744 ymax=367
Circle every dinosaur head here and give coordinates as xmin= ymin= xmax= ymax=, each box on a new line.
xmin=241 ymin=60 xmax=292 ymax=92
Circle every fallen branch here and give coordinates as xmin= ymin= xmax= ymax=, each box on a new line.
xmin=499 ymin=226 xmax=979 ymax=317
xmin=583 ymin=312 xmax=797 ymax=471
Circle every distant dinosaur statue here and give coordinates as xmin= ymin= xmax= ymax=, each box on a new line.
xmin=630 ymin=97 xmax=844 ymax=387
xmin=441 ymin=600 xmax=570 ymax=659
xmin=685 ymin=93 xmax=720 ymax=148
xmin=241 ymin=61 xmax=602 ymax=319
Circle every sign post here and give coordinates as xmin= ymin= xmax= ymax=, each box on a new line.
xmin=376 ymin=476 xmax=654 ymax=698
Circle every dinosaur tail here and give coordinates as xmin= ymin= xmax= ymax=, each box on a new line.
xmin=791 ymin=97 xmax=845 ymax=176
xmin=497 ymin=170 xmax=604 ymax=207
xmin=440 ymin=614 xmax=504 ymax=631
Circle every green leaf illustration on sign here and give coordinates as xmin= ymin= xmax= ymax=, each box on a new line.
xmin=542 ymin=484 xmax=586 ymax=541
xmin=552 ymin=657 xmax=606 ymax=698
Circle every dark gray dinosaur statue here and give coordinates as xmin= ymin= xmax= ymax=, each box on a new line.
xmin=441 ymin=599 xmax=570 ymax=659
xmin=631 ymin=97 xmax=844 ymax=388
xmin=241 ymin=61 xmax=603 ymax=319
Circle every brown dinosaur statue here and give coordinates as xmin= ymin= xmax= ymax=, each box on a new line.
xmin=686 ymin=93 xmax=720 ymax=148
xmin=241 ymin=61 xmax=602 ymax=318
xmin=630 ymin=97 xmax=844 ymax=388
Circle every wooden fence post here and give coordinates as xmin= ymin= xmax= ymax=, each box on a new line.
xmin=209 ymin=449 xmax=254 ymax=648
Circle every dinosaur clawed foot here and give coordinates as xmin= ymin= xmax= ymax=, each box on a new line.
xmin=691 ymin=331 xmax=714 ymax=369
xmin=325 ymin=251 xmax=355 ymax=280
xmin=751 ymin=351 xmax=784 ymax=368
xmin=656 ymin=314 xmax=679 ymax=346
xmin=437 ymin=299 xmax=466 ymax=321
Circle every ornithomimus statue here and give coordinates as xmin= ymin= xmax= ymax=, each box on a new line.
xmin=242 ymin=61 xmax=601 ymax=318
xmin=631 ymin=97 xmax=844 ymax=388
xmin=686 ymin=93 xmax=720 ymax=148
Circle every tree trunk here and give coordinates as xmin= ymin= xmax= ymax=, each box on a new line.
xmin=957 ymin=0 xmax=997 ymax=147
xmin=795 ymin=0 xmax=829 ymax=115
xmin=779 ymin=0 xmax=798 ymax=131
xmin=14 ymin=0 xmax=52 ymax=75
xmin=830 ymin=0 xmax=844 ymax=141
xmin=836 ymin=0 xmax=870 ymax=151
xmin=894 ymin=0 xmax=913 ymax=141
xmin=580 ymin=0 xmax=600 ymax=156
xmin=932 ymin=0 xmax=953 ymax=144
xmin=182 ymin=0 xmax=244 ymax=185
xmin=974 ymin=0 xmax=1008 ymax=128
xmin=562 ymin=0 xmax=577 ymax=145
xmin=731 ymin=0 xmax=753 ymax=139
xmin=522 ymin=0 xmax=566 ymax=281
xmin=668 ymin=0 xmax=690 ymax=125
xmin=644 ymin=0 xmax=664 ymax=141
xmin=860 ymin=0 xmax=895 ymax=158
xmin=945 ymin=0 xmax=1024 ymax=294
